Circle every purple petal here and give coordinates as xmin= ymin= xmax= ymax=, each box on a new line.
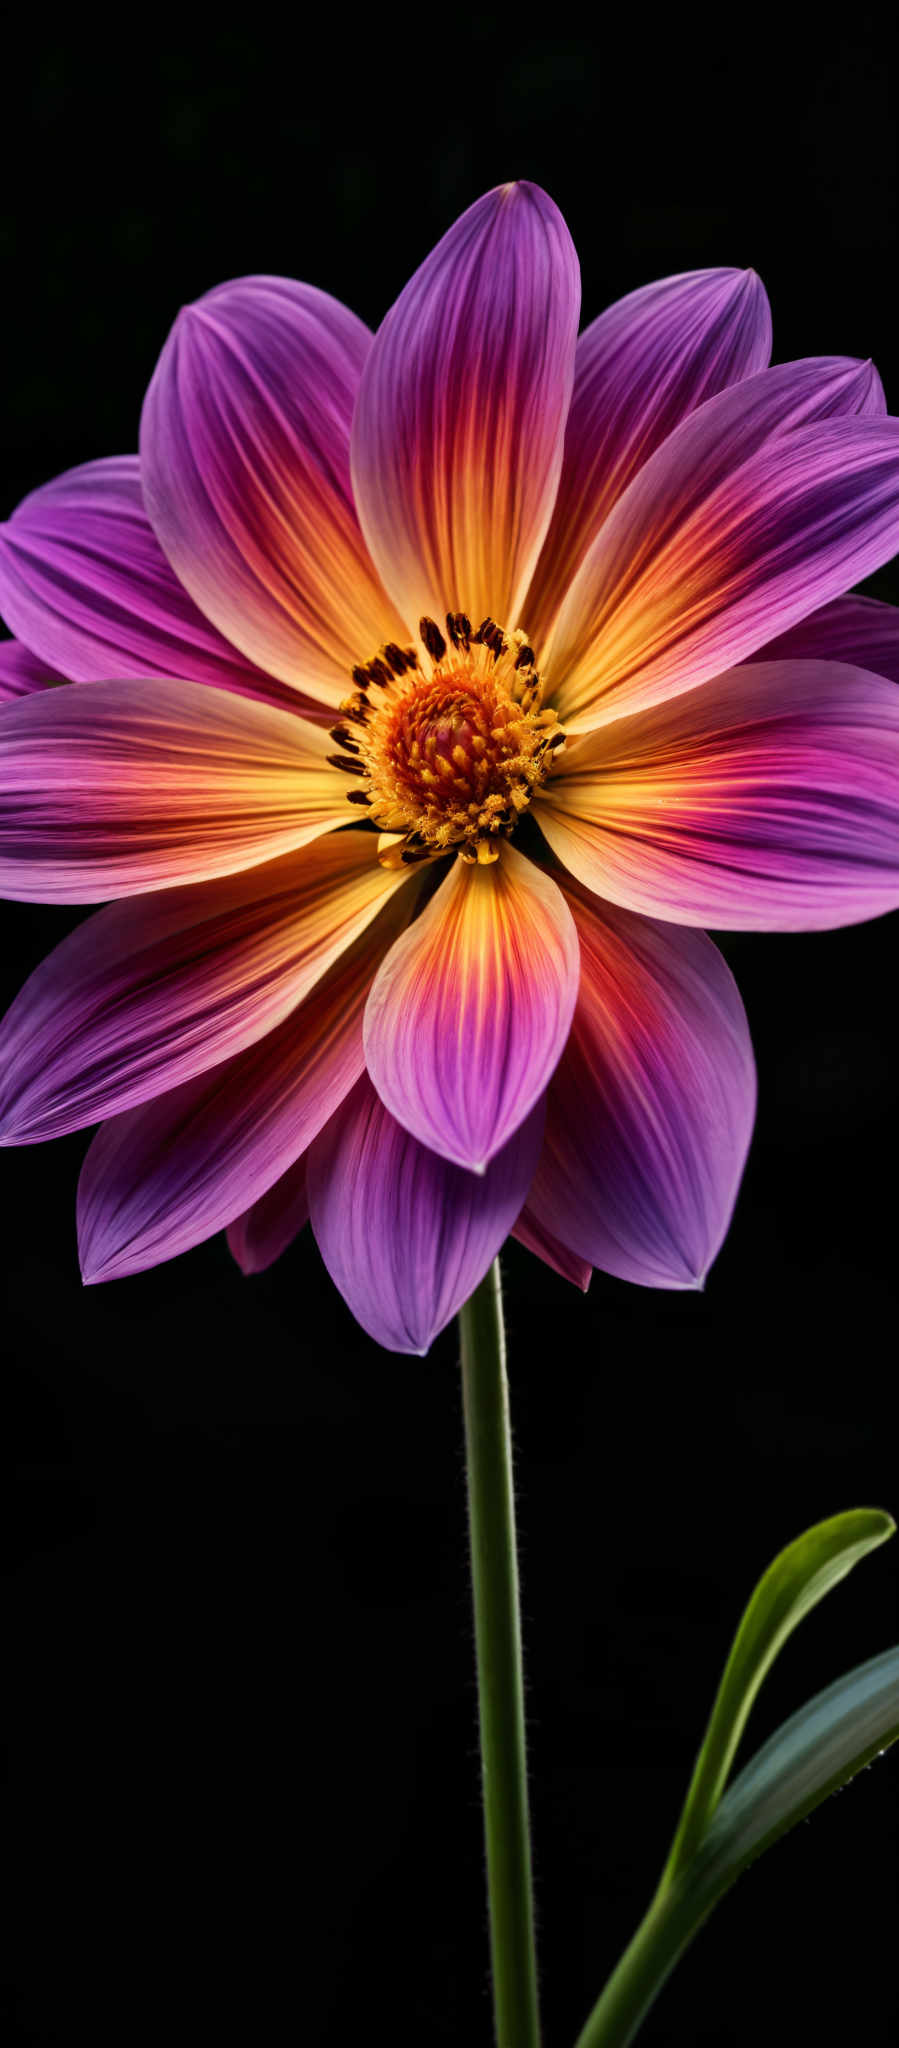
xmin=548 ymin=357 xmax=899 ymax=732
xmin=0 ymin=637 xmax=65 ymax=699
xmin=227 ymin=1155 xmax=309 ymax=1277
xmin=0 ymin=457 xmax=307 ymax=713
xmin=350 ymin=182 xmax=580 ymax=634
xmin=512 ymin=1205 xmax=591 ymax=1291
xmin=76 ymin=885 xmax=416 ymax=1283
xmin=307 ymin=1074 xmax=544 ymax=1353
xmin=0 ymin=677 xmax=346 ymax=901
xmin=141 ymin=277 xmax=406 ymax=705
xmin=525 ymin=877 xmax=756 ymax=1289
xmin=524 ymin=266 xmax=773 ymax=651
xmin=364 ymin=842 xmax=580 ymax=1171
xmin=0 ymin=831 xmax=417 ymax=1142
xmin=752 ymin=591 xmax=899 ymax=682
xmin=538 ymin=658 xmax=899 ymax=929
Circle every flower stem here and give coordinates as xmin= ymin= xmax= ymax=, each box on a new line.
xmin=459 ymin=1259 xmax=541 ymax=2048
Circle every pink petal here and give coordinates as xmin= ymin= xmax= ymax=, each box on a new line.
xmin=546 ymin=357 xmax=899 ymax=732
xmin=363 ymin=841 xmax=580 ymax=1171
xmin=537 ymin=658 xmax=899 ymax=930
xmin=350 ymin=182 xmax=580 ymax=635
xmin=76 ymin=882 xmax=416 ymax=1282
xmin=524 ymin=267 xmax=773 ymax=652
xmin=752 ymin=590 xmax=899 ymax=682
xmin=0 ymin=677 xmax=347 ymax=901
xmin=511 ymin=1206 xmax=591 ymax=1291
xmin=525 ymin=877 xmax=756 ymax=1288
xmin=0 ymin=457 xmax=307 ymax=713
xmin=140 ymin=277 xmax=406 ymax=706
xmin=0 ymin=637 xmax=65 ymax=699
xmin=307 ymin=1073 xmax=545 ymax=1354
xmin=0 ymin=829 xmax=417 ymax=1141
xmin=227 ymin=1155 xmax=309 ymax=1276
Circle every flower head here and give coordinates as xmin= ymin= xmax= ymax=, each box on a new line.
xmin=2 ymin=183 xmax=899 ymax=1351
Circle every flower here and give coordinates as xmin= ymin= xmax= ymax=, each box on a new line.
xmin=2 ymin=182 xmax=899 ymax=1353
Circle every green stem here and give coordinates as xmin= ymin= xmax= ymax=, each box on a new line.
xmin=459 ymin=1259 xmax=541 ymax=2048
xmin=572 ymin=1881 xmax=706 ymax=2048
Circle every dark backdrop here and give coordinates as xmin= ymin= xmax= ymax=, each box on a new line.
xmin=3 ymin=14 xmax=898 ymax=2045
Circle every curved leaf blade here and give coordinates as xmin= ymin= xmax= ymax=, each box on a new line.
xmin=660 ymin=1508 xmax=894 ymax=1887
xmin=575 ymin=1646 xmax=899 ymax=2048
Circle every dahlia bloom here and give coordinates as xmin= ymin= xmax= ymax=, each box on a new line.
xmin=2 ymin=182 xmax=899 ymax=1351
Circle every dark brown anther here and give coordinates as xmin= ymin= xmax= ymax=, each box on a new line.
xmin=420 ymin=616 xmax=447 ymax=662
xmin=446 ymin=611 xmax=472 ymax=649
xmin=404 ymin=646 xmax=419 ymax=669
xmin=346 ymin=790 xmax=373 ymax=806
xmin=515 ymin=645 xmax=535 ymax=669
xmin=328 ymin=753 xmax=365 ymax=775
xmin=328 ymin=726 xmax=359 ymax=752
xmin=547 ymin=730 xmax=566 ymax=749
xmin=351 ymin=664 xmax=371 ymax=690
xmin=367 ymin=658 xmax=392 ymax=688
xmin=384 ymin=643 xmax=409 ymax=674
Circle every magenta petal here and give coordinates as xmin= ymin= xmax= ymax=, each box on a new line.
xmin=0 ymin=637 xmax=65 ymax=698
xmin=752 ymin=591 xmax=899 ymax=682
xmin=0 ymin=677 xmax=345 ymax=901
xmin=0 ymin=457 xmax=303 ymax=712
xmin=75 ymin=885 xmax=415 ymax=1282
xmin=364 ymin=843 xmax=580 ymax=1171
xmin=524 ymin=266 xmax=773 ymax=650
xmin=307 ymin=1074 xmax=544 ymax=1353
xmin=525 ymin=879 xmax=756 ymax=1289
xmin=512 ymin=1206 xmax=591 ymax=1291
xmin=539 ymin=658 xmax=899 ymax=930
xmin=350 ymin=181 xmax=580 ymax=634
xmin=549 ymin=357 xmax=899 ymax=732
xmin=0 ymin=832 xmax=415 ymax=1142
xmin=227 ymin=1155 xmax=309 ymax=1276
xmin=141 ymin=277 xmax=405 ymax=704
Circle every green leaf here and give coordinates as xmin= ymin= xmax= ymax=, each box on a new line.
xmin=659 ymin=1507 xmax=894 ymax=1889
xmin=575 ymin=1645 xmax=899 ymax=2048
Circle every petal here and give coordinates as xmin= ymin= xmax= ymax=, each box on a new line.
xmin=307 ymin=1073 xmax=545 ymax=1354
xmin=0 ymin=637 xmax=65 ymax=699
xmin=546 ymin=358 xmax=899 ymax=732
xmin=537 ymin=658 xmax=899 ymax=930
xmin=0 ymin=677 xmax=347 ymax=901
xmin=350 ymin=182 xmax=580 ymax=635
xmin=525 ymin=878 xmax=756 ymax=1288
xmin=0 ymin=828 xmax=416 ymax=1141
xmin=140 ymin=277 xmax=406 ymax=705
xmin=363 ymin=840 xmax=580 ymax=1171
xmin=752 ymin=590 xmax=899 ymax=682
xmin=0 ymin=457 xmax=306 ymax=712
xmin=77 ymin=882 xmax=416 ymax=1282
xmin=511 ymin=1206 xmax=591 ymax=1291
xmin=227 ymin=1155 xmax=309 ymax=1277
xmin=523 ymin=267 xmax=773 ymax=651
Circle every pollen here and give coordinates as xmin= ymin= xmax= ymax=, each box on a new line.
xmin=330 ymin=613 xmax=565 ymax=866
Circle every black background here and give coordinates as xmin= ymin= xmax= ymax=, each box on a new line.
xmin=2 ymin=13 xmax=899 ymax=2045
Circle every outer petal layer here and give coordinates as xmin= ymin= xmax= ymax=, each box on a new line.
xmin=524 ymin=267 xmax=773 ymax=651
xmin=307 ymin=1074 xmax=545 ymax=1353
xmin=77 ymin=886 xmax=416 ymax=1282
xmin=140 ymin=278 xmax=405 ymax=704
xmin=227 ymin=1155 xmax=309 ymax=1276
xmin=350 ymin=182 xmax=580 ymax=634
xmin=0 ymin=458 xmax=303 ymax=710
xmin=752 ymin=591 xmax=899 ymax=682
xmin=0 ymin=638 xmax=64 ymax=699
xmin=546 ymin=358 xmax=899 ymax=731
xmin=525 ymin=879 xmax=756 ymax=1288
xmin=0 ymin=829 xmax=414 ymax=1141
xmin=0 ymin=678 xmax=346 ymax=900
xmin=363 ymin=841 xmax=580 ymax=1170
xmin=537 ymin=659 xmax=899 ymax=930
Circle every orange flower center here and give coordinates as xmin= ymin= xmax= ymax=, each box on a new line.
xmin=330 ymin=613 xmax=565 ymax=866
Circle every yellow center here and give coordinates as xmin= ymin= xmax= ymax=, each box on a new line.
xmin=330 ymin=613 xmax=565 ymax=866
